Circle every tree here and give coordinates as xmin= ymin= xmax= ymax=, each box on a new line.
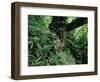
xmin=28 ymin=15 xmax=88 ymax=66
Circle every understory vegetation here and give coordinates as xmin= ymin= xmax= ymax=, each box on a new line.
xmin=28 ymin=15 xmax=88 ymax=66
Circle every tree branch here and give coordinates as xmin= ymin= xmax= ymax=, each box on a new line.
xmin=65 ymin=18 xmax=87 ymax=31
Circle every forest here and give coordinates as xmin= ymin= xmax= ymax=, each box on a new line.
xmin=28 ymin=15 xmax=88 ymax=66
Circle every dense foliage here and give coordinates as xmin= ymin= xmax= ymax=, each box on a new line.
xmin=28 ymin=15 xmax=88 ymax=66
